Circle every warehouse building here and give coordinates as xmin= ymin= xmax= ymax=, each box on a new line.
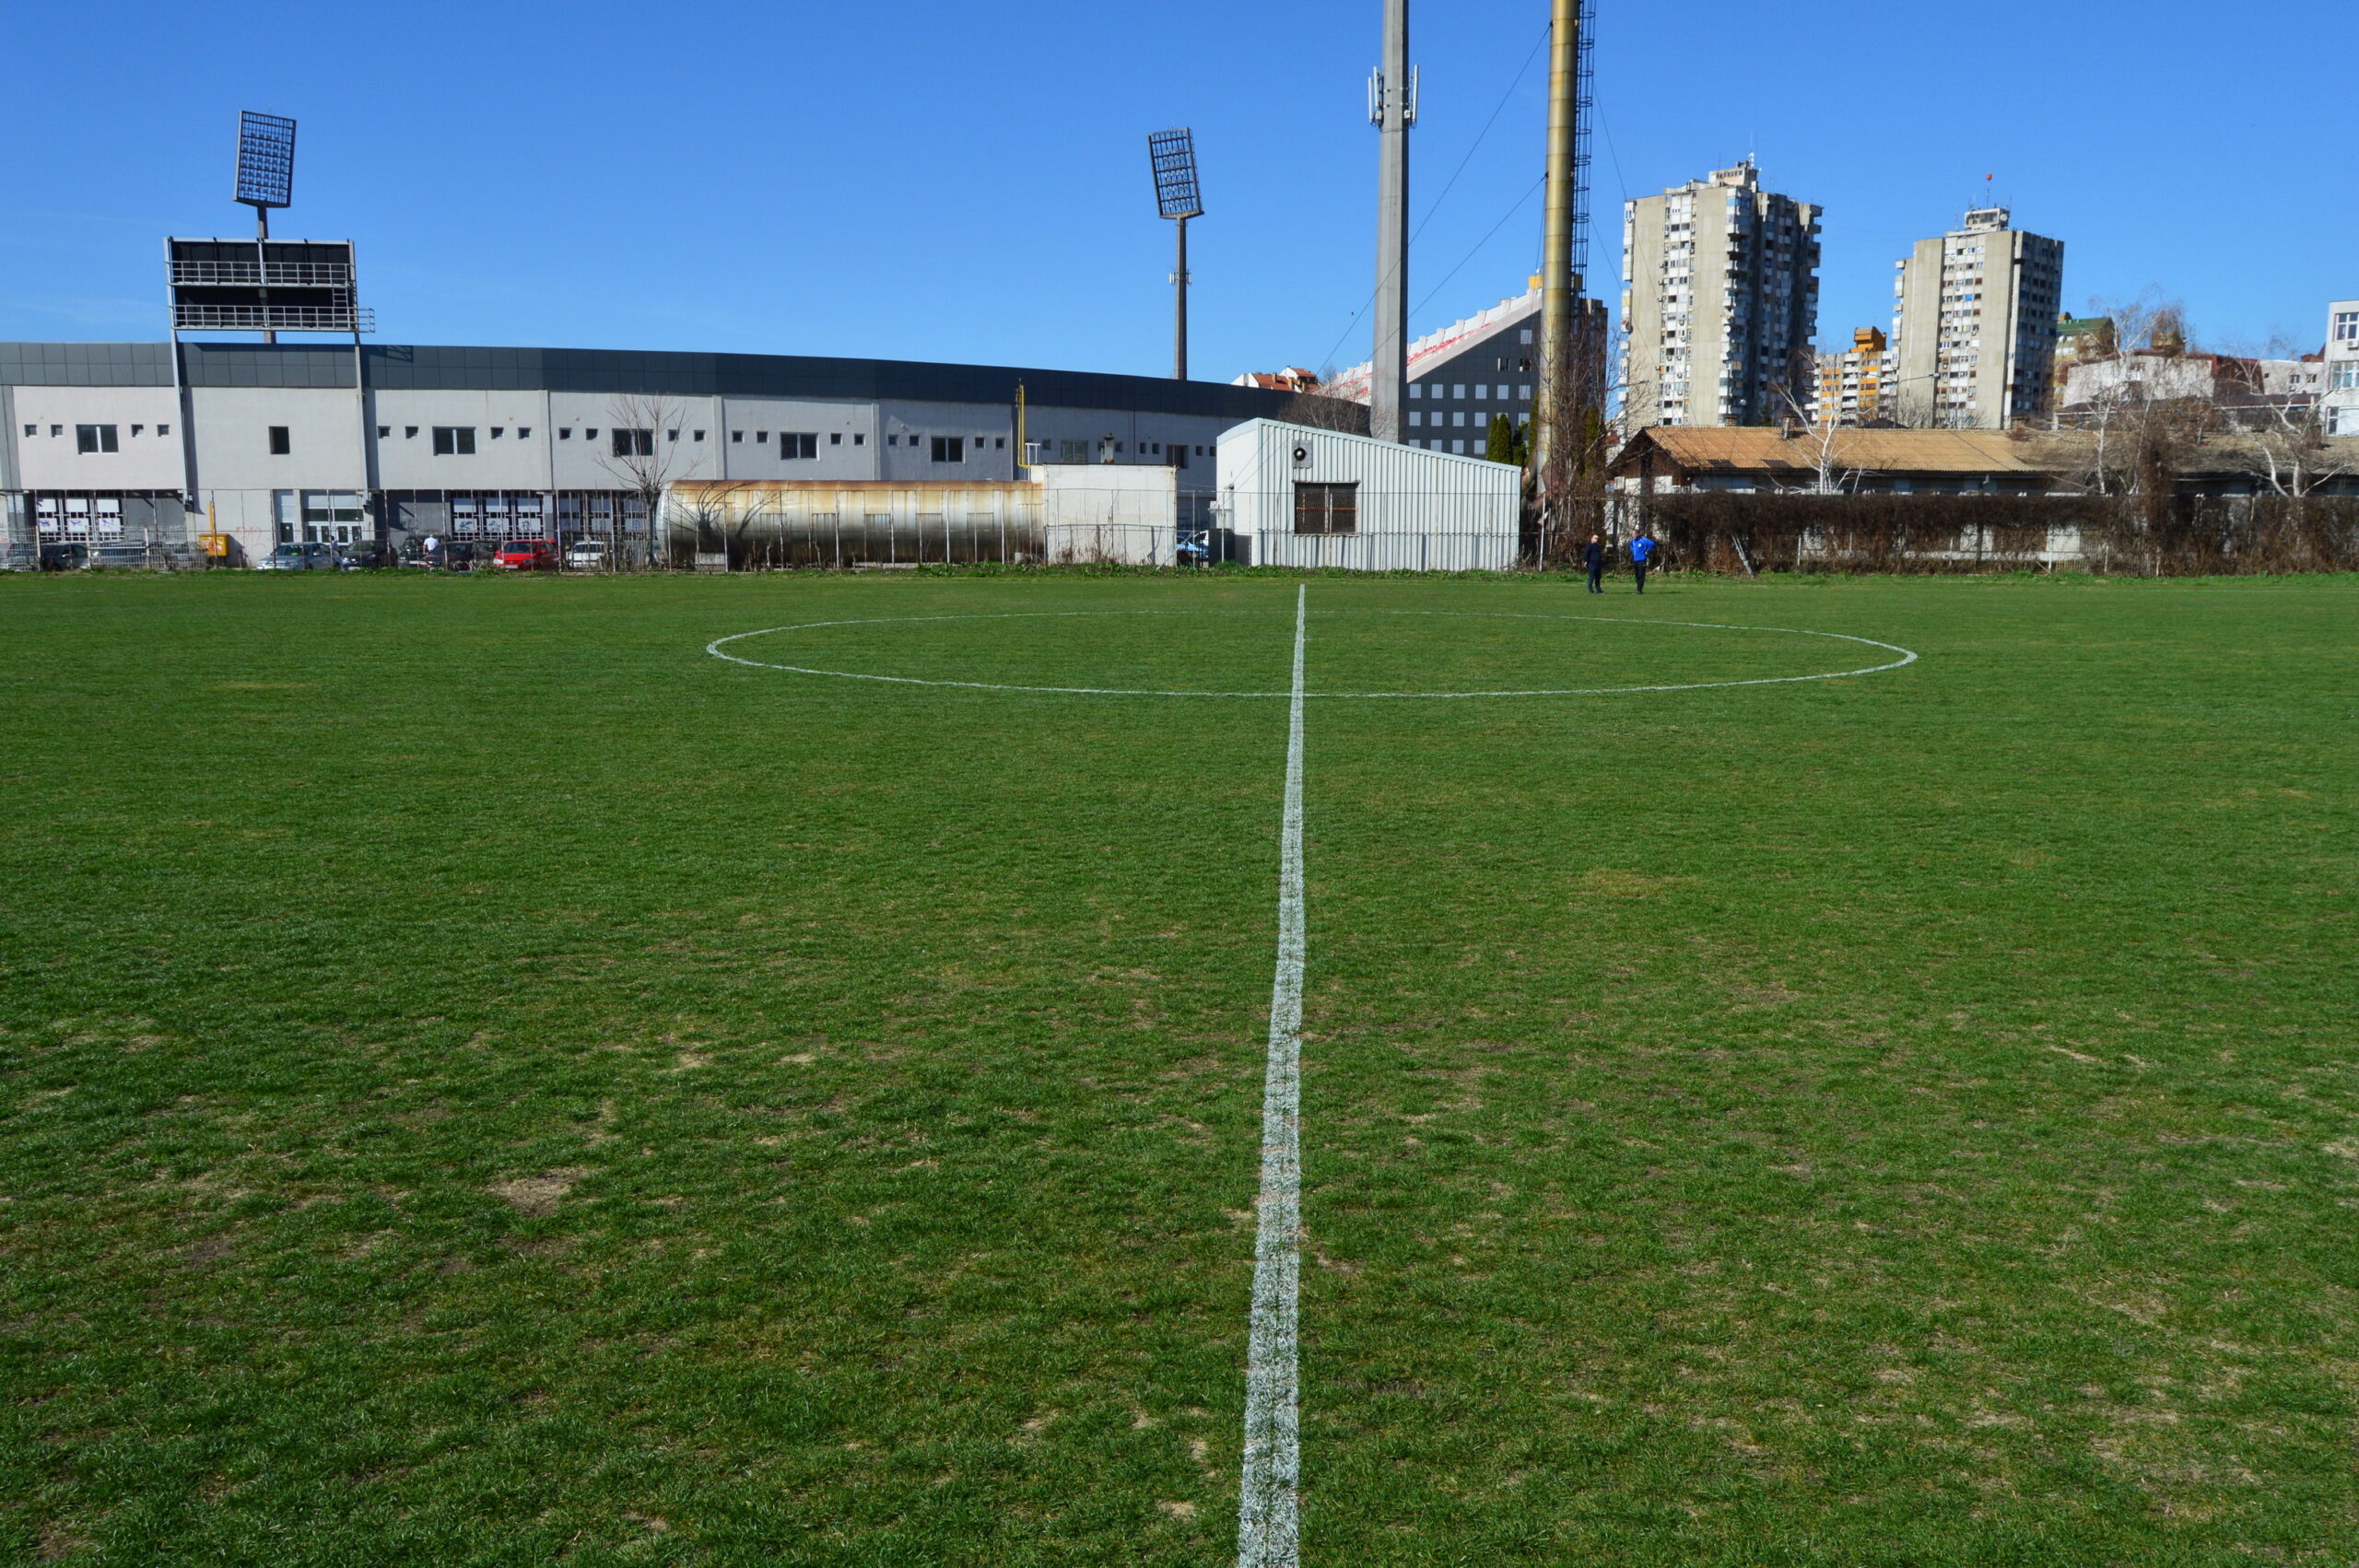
xmin=0 ymin=340 xmax=1356 ymax=566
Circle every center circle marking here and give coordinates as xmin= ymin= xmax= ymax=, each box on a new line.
xmin=706 ymin=608 xmax=1919 ymax=699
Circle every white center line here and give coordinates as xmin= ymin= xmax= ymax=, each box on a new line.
xmin=1237 ymin=584 xmax=1308 ymax=1568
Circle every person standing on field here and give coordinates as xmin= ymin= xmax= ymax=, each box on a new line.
xmin=1629 ymin=530 xmax=1657 ymax=593
xmin=1584 ymin=533 xmax=1605 ymax=594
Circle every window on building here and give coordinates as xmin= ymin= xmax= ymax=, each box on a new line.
xmin=732 ymin=430 xmax=745 ymax=443
xmin=490 ymin=427 xmax=505 ymax=439
xmin=433 ymin=427 xmax=477 ymax=455
xmin=559 ymin=427 xmax=573 ymax=439
xmin=782 ymin=433 xmax=818 ymax=460
xmin=2337 ymin=311 xmax=2359 ymax=344
xmin=854 ymin=433 xmax=865 ymax=446
xmin=995 ymin=437 xmax=1005 ymax=449
xmin=518 ymin=427 xmax=532 ymax=439
xmin=585 ymin=428 xmax=599 ymax=440
xmin=76 ymin=424 xmax=119 ymax=453
xmin=1293 ymin=481 xmax=1358 ymax=535
xmin=377 ymin=425 xmax=391 ymax=438
xmin=692 ymin=430 xmax=706 ymax=441
xmin=611 ymin=428 xmax=653 ymax=457
xmin=667 ymin=429 xmax=680 ymax=442
xmin=1409 ymin=384 xmax=1421 ymax=399
xmin=267 ymin=426 xmax=291 ymax=455
xmin=931 ymin=436 xmax=965 ymax=462
xmin=2332 ymin=365 xmax=2359 ymax=391
xmin=1169 ymin=444 xmax=1188 ymax=470
xmin=1452 ymin=384 xmax=1466 ymax=399
xmin=829 ymin=432 xmax=842 ymax=445
xmin=158 ymin=424 xmax=170 ymax=436
xmin=49 ymin=426 xmax=61 ymax=437
xmin=405 ymin=427 xmax=418 ymax=439
xmin=1408 ymin=411 xmax=1422 ymax=427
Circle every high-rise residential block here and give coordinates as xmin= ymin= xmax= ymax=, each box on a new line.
xmin=1618 ymin=161 xmax=1821 ymax=427
xmin=2324 ymin=298 xmax=2359 ymax=437
xmin=1890 ymin=208 xmax=2064 ymax=427
xmin=1812 ymin=327 xmax=1893 ymax=427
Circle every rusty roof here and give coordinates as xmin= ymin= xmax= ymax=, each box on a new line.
xmin=1614 ymin=426 xmax=2051 ymax=477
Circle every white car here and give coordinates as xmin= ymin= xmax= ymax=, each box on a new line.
xmin=564 ymin=538 xmax=610 ymax=570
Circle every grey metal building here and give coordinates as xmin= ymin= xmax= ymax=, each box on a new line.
xmin=0 ymin=341 xmax=1354 ymax=564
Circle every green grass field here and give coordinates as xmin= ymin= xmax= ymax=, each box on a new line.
xmin=3 ymin=568 xmax=2354 ymax=1566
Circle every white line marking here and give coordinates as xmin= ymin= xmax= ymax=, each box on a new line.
xmin=1238 ymin=584 xmax=1308 ymax=1568
xmin=705 ymin=609 xmax=1919 ymax=699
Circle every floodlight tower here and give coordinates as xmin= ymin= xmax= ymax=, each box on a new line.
xmin=1148 ymin=129 xmax=1204 ymax=381
xmin=234 ymin=111 xmax=297 ymax=343
xmin=1369 ymin=0 xmax=1414 ymax=442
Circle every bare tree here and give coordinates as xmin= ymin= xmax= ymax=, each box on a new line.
xmin=1769 ymin=378 xmax=1860 ymax=496
xmin=595 ymin=393 xmax=689 ymax=568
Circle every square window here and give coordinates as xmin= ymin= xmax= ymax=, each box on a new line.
xmin=267 ymin=426 xmax=291 ymax=455
xmin=692 ymin=430 xmax=705 ymax=442
xmin=22 ymin=425 xmax=34 ymax=437
xmin=854 ymin=433 xmax=865 ymax=446
xmin=1292 ymin=481 xmax=1358 ymax=535
xmin=887 ymin=435 xmax=898 ymax=447
xmin=995 ymin=437 xmax=1005 ymax=449
xmin=491 ymin=427 xmax=506 ymax=439
xmin=559 ymin=427 xmax=573 ymax=439
xmin=830 ymin=432 xmax=842 ymax=445
xmin=158 ymin=424 xmax=170 ymax=436
xmin=585 ymin=428 xmax=599 ymax=439
xmin=405 ymin=427 xmax=418 ymax=439
xmin=50 ymin=426 xmax=62 ymax=438
xmin=1409 ymin=384 xmax=1422 ymax=399
xmin=757 ymin=431 xmax=769 ymax=442
xmin=733 ymin=430 xmax=744 ymax=442
xmin=131 ymin=424 xmax=144 ymax=436
xmin=667 ymin=429 xmax=680 ymax=442
xmin=376 ymin=425 xmax=390 ymax=438
xmin=1452 ymin=385 xmax=1466 ymax=399
xmin=518 ymin=427 xmax=532 ymax=439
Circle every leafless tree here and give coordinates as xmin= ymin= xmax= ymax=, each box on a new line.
xmin=1769 ymin=378 xmax=1860 ymax=496
xmin=595 ymin=393 xmax=690 ymax=568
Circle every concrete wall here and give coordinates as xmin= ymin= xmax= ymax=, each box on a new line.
xmin=1040 ymin=465 xmax=1177 ymax=565
xmin=12 ymin=386 xmax=185 ymax=490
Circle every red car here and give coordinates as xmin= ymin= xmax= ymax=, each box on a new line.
xmin=492 ymin=538 xmax=558 ymax=571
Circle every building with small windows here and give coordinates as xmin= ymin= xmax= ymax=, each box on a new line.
xmin=1890 ymin=208 xmax=2066 ymax=428
xmin=2325 ymin=298 xmax=2359 ymax=437
xmin=1316 ymin=282 xmax=1603 ymax=455
xmin=1810 ymin=327 xmax=1894 ymax=427
xmin=1619 ymin=161 xmax=1824 ymax=428
xmin=0 ymin=341 xmax=1355 ymax=566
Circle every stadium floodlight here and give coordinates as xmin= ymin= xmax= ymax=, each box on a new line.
xmin=1147 ymin=128 xmax=1203 ymax=381
xmin=234 ymin=111 xmax=297 ymax=216
xmin=1148 ymin=128 xmax=1203 ymax=221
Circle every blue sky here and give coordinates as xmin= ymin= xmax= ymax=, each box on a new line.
xmin=2 ymin=0 xmax=2347 ymax=375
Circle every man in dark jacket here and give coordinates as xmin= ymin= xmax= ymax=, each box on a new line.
xmin=1584 ymin=534 xmax=1605 ymax=593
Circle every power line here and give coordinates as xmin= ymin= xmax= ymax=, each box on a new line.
xmin=1414 ymin=174 xmax=1545 ymax=319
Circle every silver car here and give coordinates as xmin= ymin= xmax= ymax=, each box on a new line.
xmin=255 ymin=541 xmax=338 ymax=571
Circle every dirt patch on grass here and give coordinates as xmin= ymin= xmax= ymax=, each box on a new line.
xmin=488 ymin=1167 xmax=592 ymax=1216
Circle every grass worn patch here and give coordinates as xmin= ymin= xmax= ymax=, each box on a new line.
xmin=1 ymin=569 xmax=2354 ymax=1565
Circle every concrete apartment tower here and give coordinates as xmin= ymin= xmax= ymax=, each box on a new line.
xmin=1812 ymin=327 xmax=1893 ymax=426
xmin=1890 ymin=207 xmax=2065 ymax=427
xmin=1618 ymin=161 xmax=1821 ymax=427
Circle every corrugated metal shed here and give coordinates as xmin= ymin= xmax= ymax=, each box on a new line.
xmin=1216 ymin=420 xmax=1521 ymax=571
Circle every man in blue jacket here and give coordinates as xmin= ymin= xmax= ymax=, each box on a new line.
xmin=1629 ymin=530 xmax=1657 ymax=593
xmin=1583 ymin=534 xmax=1605 ymax=593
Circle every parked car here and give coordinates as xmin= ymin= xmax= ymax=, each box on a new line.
xmin=563 ymin=537 xmax=610 ymax=570
xmin=256 ymin=541 xmax=338 ymax=571
xmin=493 ymin=538 xmax=558 ymax=571
xmin=335 ymin=542 xmax=387 ymax=570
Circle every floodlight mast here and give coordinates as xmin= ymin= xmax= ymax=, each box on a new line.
xmin=234 ymin=111 xmax=296 ymax=342
xmin=1148 ymin=129 xmax=1203 ymax=380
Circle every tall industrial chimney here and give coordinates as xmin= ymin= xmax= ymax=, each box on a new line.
xmin=1532 ymin=0 xmax=1582 ymax=481
xmin=1369 ymin=0 xmax=1414 ymax=442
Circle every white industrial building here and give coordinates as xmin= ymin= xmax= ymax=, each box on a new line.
xmin=1215 ymin=420 xmax=1521 ymax=571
